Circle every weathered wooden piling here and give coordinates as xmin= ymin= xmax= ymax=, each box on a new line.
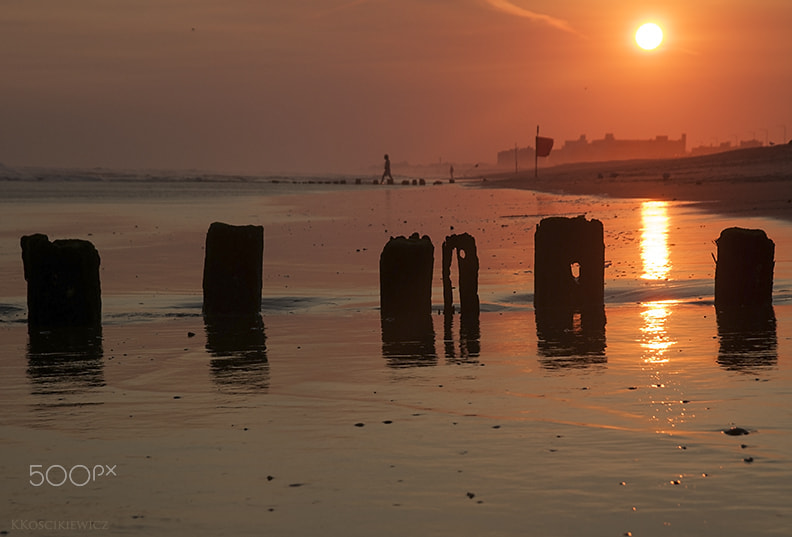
xmin=379 ymin=233 xmax=436 ymax=367
xmin=714 ymin=227 xmax=774 ymax=310
xmin=379 ymin=233 xmax=434 ymax=319
xmin=534 ymin=215 xmax=606 ymax=360
xmin=442 ymin=232 xmax=479 ymax=316
xmin=534 ymin=215 xmax=604 ymax=311
xmin=202 ymin=222 xmax=264 ymax=316
xmin=20 ymin=234 xmax=102 ymax=328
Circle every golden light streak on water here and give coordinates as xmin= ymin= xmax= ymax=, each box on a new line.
xmin=640 ymin=300 xmax=677 ymax=364
xmin=640 ymin=201 xmax=671 ymax=280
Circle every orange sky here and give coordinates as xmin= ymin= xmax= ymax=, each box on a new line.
xmin=2 ymin=0 xmax=791 ymax=173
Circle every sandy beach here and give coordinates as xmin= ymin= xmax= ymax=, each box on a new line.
xmin=1 ymin=151 xmax=791 ymax=536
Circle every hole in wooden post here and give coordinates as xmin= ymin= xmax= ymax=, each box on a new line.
xmin=572 ymin=311 xmax=582 ymax=333
xmin=570 ymin=262 xmax=581 ymax=282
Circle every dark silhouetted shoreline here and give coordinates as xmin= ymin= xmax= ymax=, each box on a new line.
xmin=488 ymin=144 xmax=792 ymax=222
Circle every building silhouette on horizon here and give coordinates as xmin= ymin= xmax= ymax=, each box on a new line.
xmin=689 ymin=138 xmax=763 ymax=156
xmin=498 ymin=133 xmax=688 ymax=168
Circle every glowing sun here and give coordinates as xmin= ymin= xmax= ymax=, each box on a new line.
xmin=635 ymin=22 xmax=663 ymax=50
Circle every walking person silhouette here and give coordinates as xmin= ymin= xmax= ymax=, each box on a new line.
xmin=382 ymin=154 xmax=393 ymax=183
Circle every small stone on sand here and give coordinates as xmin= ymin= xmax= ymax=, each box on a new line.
xmin=723 ymin=426 xmax=750 ymax=436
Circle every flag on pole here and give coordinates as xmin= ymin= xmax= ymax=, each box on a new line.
xmin=535 ymin=136 xmax=554 ymax=157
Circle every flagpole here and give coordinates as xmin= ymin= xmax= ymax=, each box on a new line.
xmin=514 ymin=142 xmax=518 ymax=174
xmin=535 ymin=125 xmax=539 ymax=179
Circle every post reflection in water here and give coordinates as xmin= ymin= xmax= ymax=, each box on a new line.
xmin=535 ymin=307 xmax=607 ymax=369
xmin=640 ymin=201 xmax=671 ymax=280
xmin=381 ymin=315 xmax=437 ymax=368
xmin=717 ymin=308 xmax=778 ymax=371
xmin=204 ymin=314 xmax=269 ymax=392
xmin=443 ymin=312 xmax=480 ymax=364
xmin=27 ymin=327 xmax=104 ymax=396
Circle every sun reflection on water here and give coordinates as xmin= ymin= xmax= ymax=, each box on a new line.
xmin=639 ymin=201 xmax=677 ymax=361
xmin=636 ymin=204 xmax=685 ymax=430
xmin=640 ymin=300 xmax=677 ymax=363
xmin=640 ymin=201 xmax=671 ymax=280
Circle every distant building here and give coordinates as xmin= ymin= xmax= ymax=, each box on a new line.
xmin=690 ymin=141 xmax=732 ymax=156
xmin=690 ymin=138 xmax=763 ymax=157
xmin=496 ymin=133 xmax=773 ymax=169
xmin=497 ymin=133 xmax=688 ymax=167
xmin=551 ymin=133 xmax=687 ymax=164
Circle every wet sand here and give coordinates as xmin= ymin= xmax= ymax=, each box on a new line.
xmin=0 ymin=166 xmax=791 ymax=536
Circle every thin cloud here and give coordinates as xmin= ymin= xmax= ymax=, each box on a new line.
xmin=484 ymin=0 xmax=578 ymax=35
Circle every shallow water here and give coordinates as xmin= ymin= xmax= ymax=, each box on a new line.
xmin=1 ymin=177 xmax=790 ymax=536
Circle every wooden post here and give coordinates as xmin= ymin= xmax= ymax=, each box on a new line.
xmin=20 ymin=234 xmax=102 ymax=329
xmin=514 ymin=142 xmax=518 ymax=174
xmin=203 ymin=222 xmax=264 ymax=316
xmin=442 ymin=233 xmax=479 ymax=316
xmin=535 ymin=125 xmax=539 ymax=179
xmin=534 ymin=216 xmax=606 ymax=360
xmin=534 ymin=215 xmax=604 ymax=311
xmin=379 ymin=233 xmax=434 ymax=319
xmin=380 ymin=233 xmax=436 ymax=366
xmin=714 ymin=227 xmax=774 ymax=310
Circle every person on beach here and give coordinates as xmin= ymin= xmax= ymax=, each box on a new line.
xmin=382 ymin=154 xmax=393 ymax=183
xmin=449 ymin=164 xmax=454 ymax=181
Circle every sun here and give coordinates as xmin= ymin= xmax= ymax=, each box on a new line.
xmin=635 ymin=22 xmax=663 ymax=50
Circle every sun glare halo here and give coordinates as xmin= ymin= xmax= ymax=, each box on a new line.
xmin=635 ymin=22 xmax=663 ymax=50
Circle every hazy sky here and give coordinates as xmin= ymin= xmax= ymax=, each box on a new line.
xmin=2 ymin=0 xmax=791 ymax=173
